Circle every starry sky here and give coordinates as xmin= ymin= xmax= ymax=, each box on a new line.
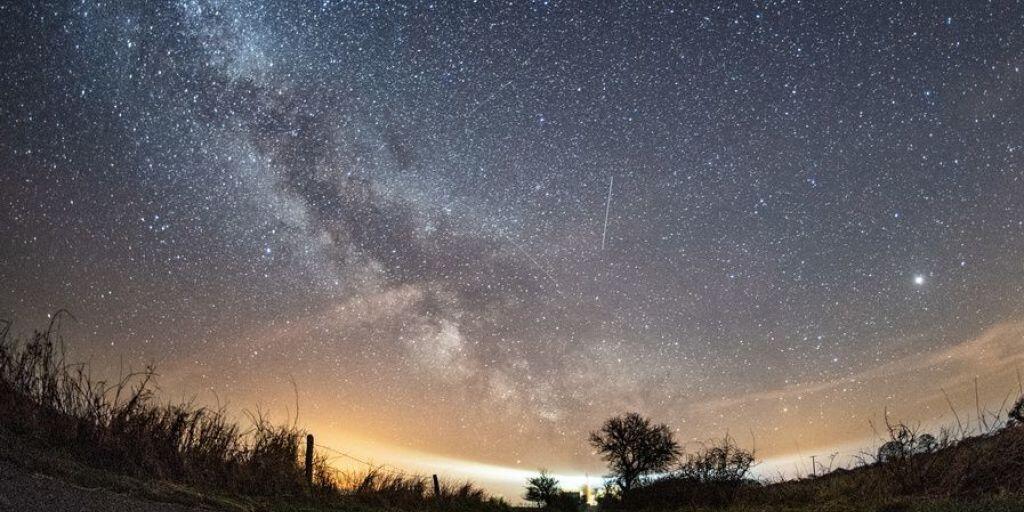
xmin=3 ymin=0 xmax=1024 ymax=498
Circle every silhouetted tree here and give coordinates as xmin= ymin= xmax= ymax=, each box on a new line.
xmin=589 ymin=412 xmax=680 ymax=493
xmin=525 ymin=470 xmax=560 ymax=507
xmin=677 ymin=435 xmax=755 ymax=484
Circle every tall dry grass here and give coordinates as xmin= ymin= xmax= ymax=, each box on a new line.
xmin=0 ymin=311 xmax=309 ymax=495
xmin=328 ymin=466 xmax=499 ymax=510
xmin=0 ymin=313 xmax=508 ymax=510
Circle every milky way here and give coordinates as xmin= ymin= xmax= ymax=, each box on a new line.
xmin=2 ymin=0 xmax=1024 ymax=496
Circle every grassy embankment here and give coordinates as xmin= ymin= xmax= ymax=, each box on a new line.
xmin=0 ymin=312 xmax=509 ymax=512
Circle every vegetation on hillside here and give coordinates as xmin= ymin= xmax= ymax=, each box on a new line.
xmin=6 ymin=312 xmax=1024 ymax=512
xmin=0 ymin=313 xmax=508 ymax=511
xmin=558 ymin=403 xmax=1024 ymax=511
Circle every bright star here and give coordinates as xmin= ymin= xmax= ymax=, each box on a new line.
xmin=913 ymin=275 xmax=925 ymax=286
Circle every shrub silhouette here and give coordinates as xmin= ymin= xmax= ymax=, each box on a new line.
xmin=524 ymin=469 xmax=560 ymax=507
xmin=589 ymin=412 xmax=680 ymax=494
xmin=620 ymin=435 xmax=757 ymax=509
xmin=876 ymin=423 xmax=938 ymax=464
xmin=677 ymin=434 xmax=755 ymax=484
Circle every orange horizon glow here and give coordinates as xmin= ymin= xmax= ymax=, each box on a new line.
xmin=30 ymin=316 xmax=1023 ymax=501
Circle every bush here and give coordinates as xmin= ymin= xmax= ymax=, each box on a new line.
xmin=677 ymin=434 xmax=755 ymax=484
xmin=594 ymin=435 xmax=757 ymax=510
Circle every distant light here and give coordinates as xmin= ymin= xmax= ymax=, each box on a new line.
xmin=913 ymin=275 xmax=925 ymax=286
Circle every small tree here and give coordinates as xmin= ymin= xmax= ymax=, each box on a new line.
xmin=677 ymin=435 xmax=755 ymax=484
xmin=589 ymin=412 xmax=680 ymax=493
xmin=525 ymin=470 xmax=560 ymax=507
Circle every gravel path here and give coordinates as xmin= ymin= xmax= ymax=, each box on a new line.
xmin=0 ymin=460 xmax=205 ymax=512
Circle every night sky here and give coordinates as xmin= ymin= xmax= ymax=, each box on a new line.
xmin=3 ymin=0 xmax=1024 ymax=497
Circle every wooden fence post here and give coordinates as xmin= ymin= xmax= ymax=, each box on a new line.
xmin=305 ymin=434 xmax=314 ymax=488
xmin=432 ymin=473 xmax=441 ymax=497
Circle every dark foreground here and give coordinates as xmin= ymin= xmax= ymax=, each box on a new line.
xmin=0 ymin=458 xmax=202 ymax=512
